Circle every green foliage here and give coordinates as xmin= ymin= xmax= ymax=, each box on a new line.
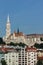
xmin=0 ymin=38 xmax=6 ymax=45
xmin=40 ymin=37 xmax=43 ymax=41
xmin=1 ymin=59 xmax=7 ymax=65
xmin=34 ymin=43 xmax=40 ymax=48
xmin=36 ymin=60 xmax=43 ymax=65
xmin=34 ymin=43 xmax=43 ymax=49
xmin=19 ymin=42 xmax=27 ymax=47
xmin=10 ymin=42 xmax=27 ymax=47
xmin=10 ymin=42 xmax=15 ymax=46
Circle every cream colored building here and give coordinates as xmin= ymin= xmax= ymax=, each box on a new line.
xmin=4 ymin=51 xmax=19 ymax=65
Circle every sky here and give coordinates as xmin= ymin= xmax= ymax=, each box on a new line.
xmin=0 ymin=0 xmax=43 ymax=37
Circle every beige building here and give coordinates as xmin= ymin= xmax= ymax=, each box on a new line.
xmin=4 ymin=51 xmax=19 ymax=65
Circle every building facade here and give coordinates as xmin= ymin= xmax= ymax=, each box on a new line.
xmin=4 ymin=51 xmax=19 ymax=65
xmin=18 ymin=47 xmax=27 ymax=65
xmin=0 ymin=45 xmax=39 ymax=65
xmin=26 ymin=47 xmax=37 ymax=65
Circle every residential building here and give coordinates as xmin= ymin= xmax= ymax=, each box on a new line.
xmin=0 ymin=45 xmax=38 ymax=65
xmin=18 ymin=47 xmax=27 ymax=65
xmin=26 ymin=47 xmax=37 ymax=65
xmin=4 ymin=51 xmax=19 ymax=65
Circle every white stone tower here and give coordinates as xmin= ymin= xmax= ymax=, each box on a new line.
xmin=6 ymin=15 xmax=11 ymax=38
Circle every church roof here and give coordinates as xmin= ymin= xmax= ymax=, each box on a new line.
xmin=14 ymin=32 xmax=23 ymax=37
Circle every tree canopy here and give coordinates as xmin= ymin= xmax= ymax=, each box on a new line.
xmin=0 ymin=38 xmax=6 ymax=45
xmin=36 ymin=60 xmax=43 ymax=65
xmin=10 ymin=42 xmax=27 ymax=47
xmin=34 ymin=43 xmax=43 ymax=49
xmin=1 ymin=59 xmax=7 ymax=65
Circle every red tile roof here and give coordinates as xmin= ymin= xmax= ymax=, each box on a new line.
xmin=14 ymin=32 xmax=23 ymax=37
xmin=26 ymin=47 xmax=37 ymax=52
xmin=0 ymin=47 xmax=14 ymax=52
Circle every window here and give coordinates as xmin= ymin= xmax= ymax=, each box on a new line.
xmin=12 ymin=56 xmax=14 ymax=57
xmin=9 ymin=59 xmax=11 ymax=62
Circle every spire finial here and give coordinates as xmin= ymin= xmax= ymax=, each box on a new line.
xmin=17 ymin=28 xmax=19 ymax=33
xmin=7 ymin=14 xmax=10 ymax=22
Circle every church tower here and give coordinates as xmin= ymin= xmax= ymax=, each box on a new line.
xmin=6 ymin=15 xmax=11 ymax=38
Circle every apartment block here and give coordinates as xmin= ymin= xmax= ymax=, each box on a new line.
xmin=4 ymin=51 xmax=19 ymax=65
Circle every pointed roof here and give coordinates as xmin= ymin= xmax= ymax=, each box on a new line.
xmin=17 ymin=28 xmax=19 ymax=33
xmin=7 ymin=14 xmax=10 ymax=23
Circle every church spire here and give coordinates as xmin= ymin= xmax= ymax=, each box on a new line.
xmin=6 ymin=15 xmax=11 ymax=38
xmin=17 ymin=28 xmax=19 ymax=33
xmin=7 ymin=14 xmax=10 ymax=23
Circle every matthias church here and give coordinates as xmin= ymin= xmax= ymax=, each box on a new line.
xmin=3 ymin=15 xmax=43 ymax=46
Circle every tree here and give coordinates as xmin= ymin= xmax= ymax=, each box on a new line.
xmin=34 ymin=43 xmax=40 ymax=48
xmin=36 ymin=60 xmax=43 ymax=65
xmin=1 ymin=58 xmax=7 ymax=65
xmin=40 ymin=37 xmax=43 ymax=41
xmin=10 ymin=42 xmax=15 ymax=46
xmin=19 ymin=42 xmax=27 ymax=47
xmin=40 ymin=43 xmax=43 ymax=49
xmin=0 ymin=37 xmax=6 ymax=45
xmin=34 ymin=43 xmax=43 ymax=49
